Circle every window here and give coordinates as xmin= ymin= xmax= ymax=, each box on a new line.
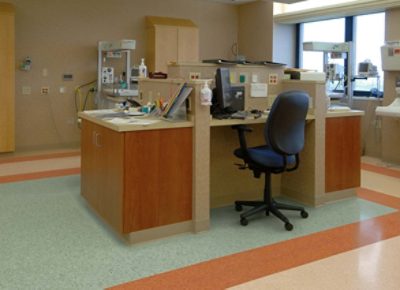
xmin=302 ymin=18 xmax=345 ymax=72
xmin=353 ymin=13 xmax=385 ymax=94
xmin=298 ymin=13 xmax=385 ymax=97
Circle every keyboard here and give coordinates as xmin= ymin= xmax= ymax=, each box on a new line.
xmin=230 ymin=111 xmax=249 ymax=119
xmin=212 ymin=113 xmax=232 ymax=120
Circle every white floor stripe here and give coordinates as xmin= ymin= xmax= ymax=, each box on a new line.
xmin=0 ymin=156 xmax=80 ymax=176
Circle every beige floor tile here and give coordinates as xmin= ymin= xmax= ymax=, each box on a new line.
xmin=229 ymin=236 xmax=400 ymax=290
xmin=361 ymin=170 xmax=400 ymax=198
xmin=362 ymin=156 xmax=400 ymax=171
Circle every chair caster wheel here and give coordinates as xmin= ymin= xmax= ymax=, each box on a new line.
xmin=265 ymin=210 xmax=270 ymax=216
xmin=301 ymin=210 xmax=309 ymax=218
xmin=240 ymin=218 xmax=248 ymax=226
xmin=285 ymin=222 xmax=293 ymax=231
xmin=235 ymin=204 xmax=243 ymax=212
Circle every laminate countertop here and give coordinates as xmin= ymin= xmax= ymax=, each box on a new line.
xmin=78 ymin=110 xmax=193 ymax=132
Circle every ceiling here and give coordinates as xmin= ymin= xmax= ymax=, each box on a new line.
xmin=204 ymin=0 xmax=306 ymax=4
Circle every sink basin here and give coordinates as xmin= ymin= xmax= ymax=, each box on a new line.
xmin=376 ymin=97 xmax=400 ymax=118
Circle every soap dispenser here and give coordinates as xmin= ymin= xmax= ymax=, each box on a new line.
xmin=200 ymin=80 xmax=212 ymax=106
xmin=139 ymin=58 xmax=147 ymax=78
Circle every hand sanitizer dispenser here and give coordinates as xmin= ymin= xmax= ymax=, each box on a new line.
xmin=200 ymin=80 xmax=212 ymax=106
xmin=139 ymin=58 xmax=147 ymax=78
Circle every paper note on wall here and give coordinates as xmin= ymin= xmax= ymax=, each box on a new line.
xmin=250 ymin=83 xmax=268 ymax=98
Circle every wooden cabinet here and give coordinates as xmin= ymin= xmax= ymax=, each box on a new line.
xmin=325 ymin=116 xmax=361 ymax=193
xmin=0 ymin=3 xmax=15 ymax=152
xmin=81 ymin=120 xmax=193 ymax=234
xmin=81 ymin=120 xmax=124 ymax=232
xmin=146 ymin=16 xmax=199 ymax=73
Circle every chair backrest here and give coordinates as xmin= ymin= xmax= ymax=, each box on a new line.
xmin=265 ymin=91 xmax=309 ymax=155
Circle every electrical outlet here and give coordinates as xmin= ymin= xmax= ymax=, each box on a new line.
xmin=189 ymin=72 xmax=201 ymax=80
xmin=22 ymin=86 xmax=31 ymax=95
xmin=268 ymin=74 xmax=278 ymax=85
xmin=41 ymin=87 xmax=49 ymax=95
xmin=66 ymin=117 xmax=75 ymax=125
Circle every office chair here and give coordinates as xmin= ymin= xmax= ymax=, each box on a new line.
xmin=232 ymin=90 xmax=310 ymax=231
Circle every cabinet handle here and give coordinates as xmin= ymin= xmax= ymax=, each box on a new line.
xmin=95 ymin=132 xmax=102 ymax=147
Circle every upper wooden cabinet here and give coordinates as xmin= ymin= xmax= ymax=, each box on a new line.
xmin=0 ymin=3 xmax=15 ymax=152
xmin=146 ymin=16 xmax=199 ymax=74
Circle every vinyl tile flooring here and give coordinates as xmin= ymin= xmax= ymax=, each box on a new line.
xmin=0 ymin=153 xmax=399 ymax=289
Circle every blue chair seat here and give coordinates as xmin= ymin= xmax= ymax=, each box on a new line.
xmin=234 ymin=146 xmax=296 ymax=168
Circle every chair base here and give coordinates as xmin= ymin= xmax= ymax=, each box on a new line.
xmin=235 ymin=199 xmax=308 ymax=231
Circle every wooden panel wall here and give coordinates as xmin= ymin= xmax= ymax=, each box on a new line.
xmin=325 ymin=117 xmax=361 ymax=193
xmin=0 ymin=3 xmax=15 ymax=152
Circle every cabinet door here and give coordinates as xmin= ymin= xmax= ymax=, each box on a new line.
xmin=154 ymin=25 xmax=178 ymax=73
xmin=0 ymin=4 xmax=15 ymax=152
xmin=177 ymin=26 xmax=199 ymax=63
xmin=123 ymin=128 xmax=193 ymax=233
xmin=81 ymin=120 xmax=100 ymax=209
xmin=325 ymin=117 xmax=361 ymax=192
xmin=81 ymin=120 xmax=124 ymax=232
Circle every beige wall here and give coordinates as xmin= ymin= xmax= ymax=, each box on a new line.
xmin=238 ymin=0 xmax=273 ymax=61
xmin=352 ymin=98 xmax=383 ymax=157
xmin=4 ymin=0 xmax=241 ymax=151
xmin=382 ymin=7 xmax=400 ymax=163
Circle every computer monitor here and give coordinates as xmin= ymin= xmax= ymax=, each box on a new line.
xmin=213 ymin=68 xmax=244 ymax=114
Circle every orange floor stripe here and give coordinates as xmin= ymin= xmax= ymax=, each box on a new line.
xmin=108 ymin=189 xmax=400 ymax=290
xmin=0 ymin=168 xmax=80 ymax=183
xmin=0 ymin=151 xmax=80 ymax=165
xmin=357 ymin=187 xmax=400 ymax=210
xmin=362 ymin=163 xmax=400 ymax=179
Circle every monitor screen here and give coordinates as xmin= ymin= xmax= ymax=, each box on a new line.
xmin=214 ymin=68 xmax=244 ymax=113
xmin=358 ymin=62 xmax=371 ymax=75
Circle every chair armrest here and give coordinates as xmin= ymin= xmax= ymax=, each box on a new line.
xmin=286 ymin=154 xmax=300 ymax=172
xmin=231 ymin=125 xmax=253 ymax=158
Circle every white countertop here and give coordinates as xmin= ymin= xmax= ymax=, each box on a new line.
xmin=210 ymin=114 xmax=316 ymax=127
xmin=326 ymin=109 xmax=364 ymax=118
xmin=78 ymin=110 xmax=193 ymax=132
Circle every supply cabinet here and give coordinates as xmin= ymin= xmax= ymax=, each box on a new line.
xmin=146 ymin=16 xmax=199 ymax=74
xmin=0 ymin=3 xmax=15 ymax=152
xmin=81 ymin=119 xmax=193 ymax=235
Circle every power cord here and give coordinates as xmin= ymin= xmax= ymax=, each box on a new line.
xmin=74 ymin=80 xmax=97 ymax=113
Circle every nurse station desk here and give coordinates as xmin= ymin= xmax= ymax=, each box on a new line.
xmin=79 ymin=63 xmax=363 ymax=243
